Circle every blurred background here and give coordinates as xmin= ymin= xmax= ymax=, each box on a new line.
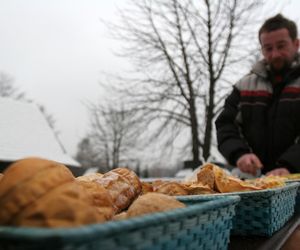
xmin=0 ymin=0 xmax=299 ymax=177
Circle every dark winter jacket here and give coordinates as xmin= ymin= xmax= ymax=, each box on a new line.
xmin=215 ymin=54 xmax=300 ymax=173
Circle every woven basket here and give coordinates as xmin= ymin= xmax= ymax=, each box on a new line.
xmin=178 ymin=182 xmax=299 ymax=236
xmin=296 ymin=191 xmax=300 ymax=213
xmin=286 ymin=179 xmax=300 ymax=213
xmin=0 ymin=196 xmax=240 ymax=250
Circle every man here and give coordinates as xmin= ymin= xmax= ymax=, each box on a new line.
xmin=215 ymin=14 xmax=300 ymax=176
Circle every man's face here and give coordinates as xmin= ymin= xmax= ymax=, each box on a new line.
xmin=260 ymin=28 xmax=299 ymax=71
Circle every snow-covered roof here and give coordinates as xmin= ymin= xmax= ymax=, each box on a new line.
xmin=0 ymin=97 xmax=80 ymax=167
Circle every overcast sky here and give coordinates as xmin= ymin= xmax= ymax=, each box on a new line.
xmin=1 ymin=0 xmax=300 ymax=157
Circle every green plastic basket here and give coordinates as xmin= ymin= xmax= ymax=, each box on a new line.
xmin=178 ymin=182 xmax=300 ymax=236
xmin=296 ymin=190 xmax=300 ymax=213
xmin=0 ymin=196 xmax=240 ymax=250
xmin=286 ymin=179 xmax=300 ymax=213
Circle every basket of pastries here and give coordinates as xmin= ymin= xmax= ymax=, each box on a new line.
xmin=0 ymin=157 xmax=240 ymax=250
xmin=144 ymin=163 xmax=300 ymax=236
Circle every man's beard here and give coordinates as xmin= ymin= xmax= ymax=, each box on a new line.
xmin=270 ymin=58 xmax=291 ymax=73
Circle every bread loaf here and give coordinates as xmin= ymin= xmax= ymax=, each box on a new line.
xmin=0 ymin=157 xmax=110 ymax=227
xmin=0 ymin=158 xmax=74 ymax=225
xmin=76 ymin=173 xmax=103 ymax=182
xmin=111 ymin=168 xmax=142 ymax=197
xmin=95 ymin=168 xmax=142 ymax=212
xmin=127 ymin=193 xmax=185 ymax=218
xmin=76 ymin=179 xmax=115 ymax=219
xmin=196 ymin=163 xmax=216 ymax=189
xmin=141 ymin=181 xmax=153 ymax=194
xmin=154 ymin=182 xmax=189 ymax=196
xmin=213 ymin=165 xmax=261 ymax=193
xmin=13 ymin=181 xmax=107 ymax=227
xmin=183 ymin=182 xmax=216 ymax=195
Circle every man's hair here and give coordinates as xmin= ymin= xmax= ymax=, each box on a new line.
xmin=259 ymin=14 xmax=298 ymax=42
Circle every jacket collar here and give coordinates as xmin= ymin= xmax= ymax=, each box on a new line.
xmin=251 ymin=52 xmax=300 ymax=79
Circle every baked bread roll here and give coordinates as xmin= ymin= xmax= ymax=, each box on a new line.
xmin=112 ymin=211 xmax=128 ymax=221
xmin=183 ymin=182 xmax=216 ymax=195
xmin=151 ymin=180 xmax=166 ymax=189
xmin=154 ymin=182 xmax=189 ymax=196
xmin=13 ymin=181 xmax=107 ymax=227
xmin=76 ymin=180 xmax=115 ymax=219
xmin=245 ymin=176 xmax=285 ymax=189
xmin=141 ymin=181 xmax=153 ymax=194
xmin=111 ymin=168 xmax=142 ymax=197
xmin=127 ymin=193 xmax=185 ymax=218
xmin=0 ymin=157 xmax=74 ymax=225
xmin=0 ymin=157 xmax=109 ymax=227
xmin=196 ymin=163 xmax=216 ymax=189
xmin=213 ymin=165 xmax=261 ymax=193
xmin=95 ymin=168 xmax=142 ymax=212
xmin=76 ymin=173 xmax=103 ymax=182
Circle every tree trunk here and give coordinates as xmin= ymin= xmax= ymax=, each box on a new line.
xmin=189 ymin=99 xmax=200 ymax=164
xmin=203 ymin=83 xmax=215 ymax=160
xmin=202 ymin=0 xmax=214 ymax=161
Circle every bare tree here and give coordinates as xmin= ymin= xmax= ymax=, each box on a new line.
xmin=38 ymin=104 xmax=66 ymax=153
xmin=0 ymin=72 xmax=25 ymax=100
xmin=104 ymin=0 xmax=272 ymax=165
xmin=75 ymin=137 xmax=103 ymax=169
xmin=77 ymin=102 xmax=142 ymax=170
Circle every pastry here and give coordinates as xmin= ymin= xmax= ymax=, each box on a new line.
xmin=0 ymin=157 xmax=109 ymax=227
xmin=127 ymin=193 xmax=185 ymax=218
xmin=0 ymin=157 xmax=74 ymax=225
xmin=95 ymin=168 xmax=141 ymax=212
xmin=154 ymin=182 xmax=189 ymax=196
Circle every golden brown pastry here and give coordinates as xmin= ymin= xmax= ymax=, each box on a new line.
xmin=12 ymin=182 xmax=108 ymax=227
xmin=95 ymin=169 xmax=140 ymax=213
xmin=0 ymin=173 xmax=3 ymax=182
xmin=154 ymin=182 xmax=189 ymax=196
xmin=111 ymin=168 xmax=142 ymax=197
xmin=196 ymin=163 xmax=216 ymax=189
xmin=283 ymin=173 xmax=300 ymax=180
xmin=245 ymin=176 xmax=286 ymax=189
xmin=141 ymin=181 xmax=153 ymax=194
xmin=112 ymin=211 xmax=128 ymax=221
xmin=0 ymin=157 xmax=75 ymax=225
xmin=0 ymin=157 xmax=109 ymax=227
xmin=76 ymin=180 xmax=115 ymax=219
xmin=151 ymin=180 xmax=166 ymax=189
xmin=213 ymin=165 xmax=261 ymax=193
xmin=183 ymin=182 xmax=216 ymax=195
xmin=76 ymin=173 xmax=103 ymax=182
xmin=127 ymin=193 xmax=186 ymax=218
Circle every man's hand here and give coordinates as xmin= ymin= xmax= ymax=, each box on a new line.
xmin=266 ymin=168 xmax=290 ymax=176
xmin=236 ymin=153 xmax=263 ymax=175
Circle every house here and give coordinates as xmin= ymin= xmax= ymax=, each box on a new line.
xmin=0 ymin=97 xmax=82 ymax=176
